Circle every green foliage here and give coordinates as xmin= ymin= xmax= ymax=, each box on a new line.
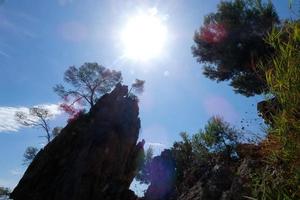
xmin=136 ymin=146 xmax=153 ymax=184
xmin=251 ymin=21 xmax=300 ymax=200
xmin=177 ymin=132 xmax=194 ymax=161
xmin=169 ymin=132 xmax=192 ymax=181
xmin=264 ymin=22 xmax=300 ymax=142
xmin=0 ymin=186 xmax=10 ymax=196
xmin=192 ymin=0 xmax=279 ymax=96
xmin=250 ymin=165 xmax=299 ymax=200
xmin=145 ymin=147 xmax=154 ymax=164
xmin=171 ymin=117 xmax=241 ymax=183
xmin=191 ymin=133 xmax=209 ymax=161
xmin=174 ymin=133 xmax=194 ymax=161
xmin=194 ymin=117 xmax=239 ymax=158
xmin=263 ymin=21 xmax=300 ymax=164
xmin=171 ymin=132 xmax=194 ymax=182
xmin=127 ymin=79 xmax=146 ymax=100
xmin=130 ymin=79 xmax=145 ymax=95
xmin=23 ymin=146 xmax=39 ymax=166
xmin=54 ymin=62 xmax=122 ymax=108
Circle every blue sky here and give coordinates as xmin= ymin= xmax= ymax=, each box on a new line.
xmin=0 ymin=0 xmax=292 ymax=191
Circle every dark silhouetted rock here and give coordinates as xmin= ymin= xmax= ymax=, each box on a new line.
xmin=257 ymin=97 xmax=281 ymax=125
xmin=11 ymin=84 xmax=141 ymax=200
xmin=175 ymin=149 xmax=261 ymax=200
xmin=143 ymin=149 xmax=176 ymax=200
xmin=177 ymin=163 xmax=234 ymax=200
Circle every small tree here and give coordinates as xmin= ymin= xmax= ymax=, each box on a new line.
xmin=136 ymin=146 xmax=153 ymax=184
xmin=197 ymin=116 xmax=239 ymax=158
xmin=16 ymin=107 xmax=52 ymax=143
xmin=0 ymin=186 xmax=10 ymax=197
xmin=54 ymin=62 xmax=122 ymax=108
xmin=23 ymin=146 xmax=38 ymax=165
xmin=130 ymin=79 xmax=145 ymax=95
xmin=16 ymin=107 xmax=62 ymax=165
xmin=170 ymin=132 xmax=195 ymax=183
xmin=172 ymin=117 xmax=240 ymax=180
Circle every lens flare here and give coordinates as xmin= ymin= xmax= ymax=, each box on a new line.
xmin=121 ymin=8 xmax=167 ymax=61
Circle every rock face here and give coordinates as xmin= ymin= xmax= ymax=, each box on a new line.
xmin=143 ymin=150 xmax=176 ymax=200
xmin=11 ymin=84 xmax=142 ymax=200
xmin=143 ymin=144 xmax=261 ymax=200
xmin=176 ymin=163 xmax=235 ymax=200
xmin=174 ymin=145 xmax=260 ymax=200
xmin=257 ymin=97 xmax=281 ymax=125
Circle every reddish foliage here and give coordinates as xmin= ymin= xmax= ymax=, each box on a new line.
xmin=59 ymin=101 xmax=84 ymax=123
xmin=59 ymin=103 xmax=77 ymax=116
xmin=200 ymin=23 xmax=227 ymax=43
xmin=67 ymin=111 xmax=83 ymax=123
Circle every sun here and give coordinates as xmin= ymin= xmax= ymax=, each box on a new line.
xmin=121 ymin=8 xmax=167 ymax=61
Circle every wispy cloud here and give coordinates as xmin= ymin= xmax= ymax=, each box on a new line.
xmin=0 ymin=12 xmax=37 ymax=38
xmin=146 ymin=142 xmax=166 ymax=147
xmin=144 ymin=142 xmax=167 ymax=156
xmin=140 ymin=124 xmax=171 ymax=156
xmin=0 ymin=104 xmax=62 ymax=133
xmin=145 ymin=142 xmax=167 ymax=156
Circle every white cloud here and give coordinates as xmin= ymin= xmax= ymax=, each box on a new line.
xmin=144 ymin=142 xmax=169 ymax=156
xmin=146 ymin=142 xmax=166 ymax=147
xmin=139 ymin=124 xmax=172 ymax=156
xmin=0 ymin=104 xmax=62 ymax=133
xmin=39 ymin=104 xmax=62 ymax=116
xmin=144 ymin=142 xmax=168 ymax=156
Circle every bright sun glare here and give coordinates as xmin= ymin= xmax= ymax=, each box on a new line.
xmin=121 ymin=8 xmax=167 ymax=61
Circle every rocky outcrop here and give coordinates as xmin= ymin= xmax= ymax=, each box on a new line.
xmin=175 ymin=145 xmax=261 ymax=200
xmin=177 ymin=163 xmax=235 ymax=200
xmin=142 ymin=144 xmax=262 ymax=200
xmin=11 ymin=84 xmax=142 ymax=200
xmin=143 ymin=150 xmax=176 ymax=200
xmin=257 ymin=97 xmax=281 ymax=125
